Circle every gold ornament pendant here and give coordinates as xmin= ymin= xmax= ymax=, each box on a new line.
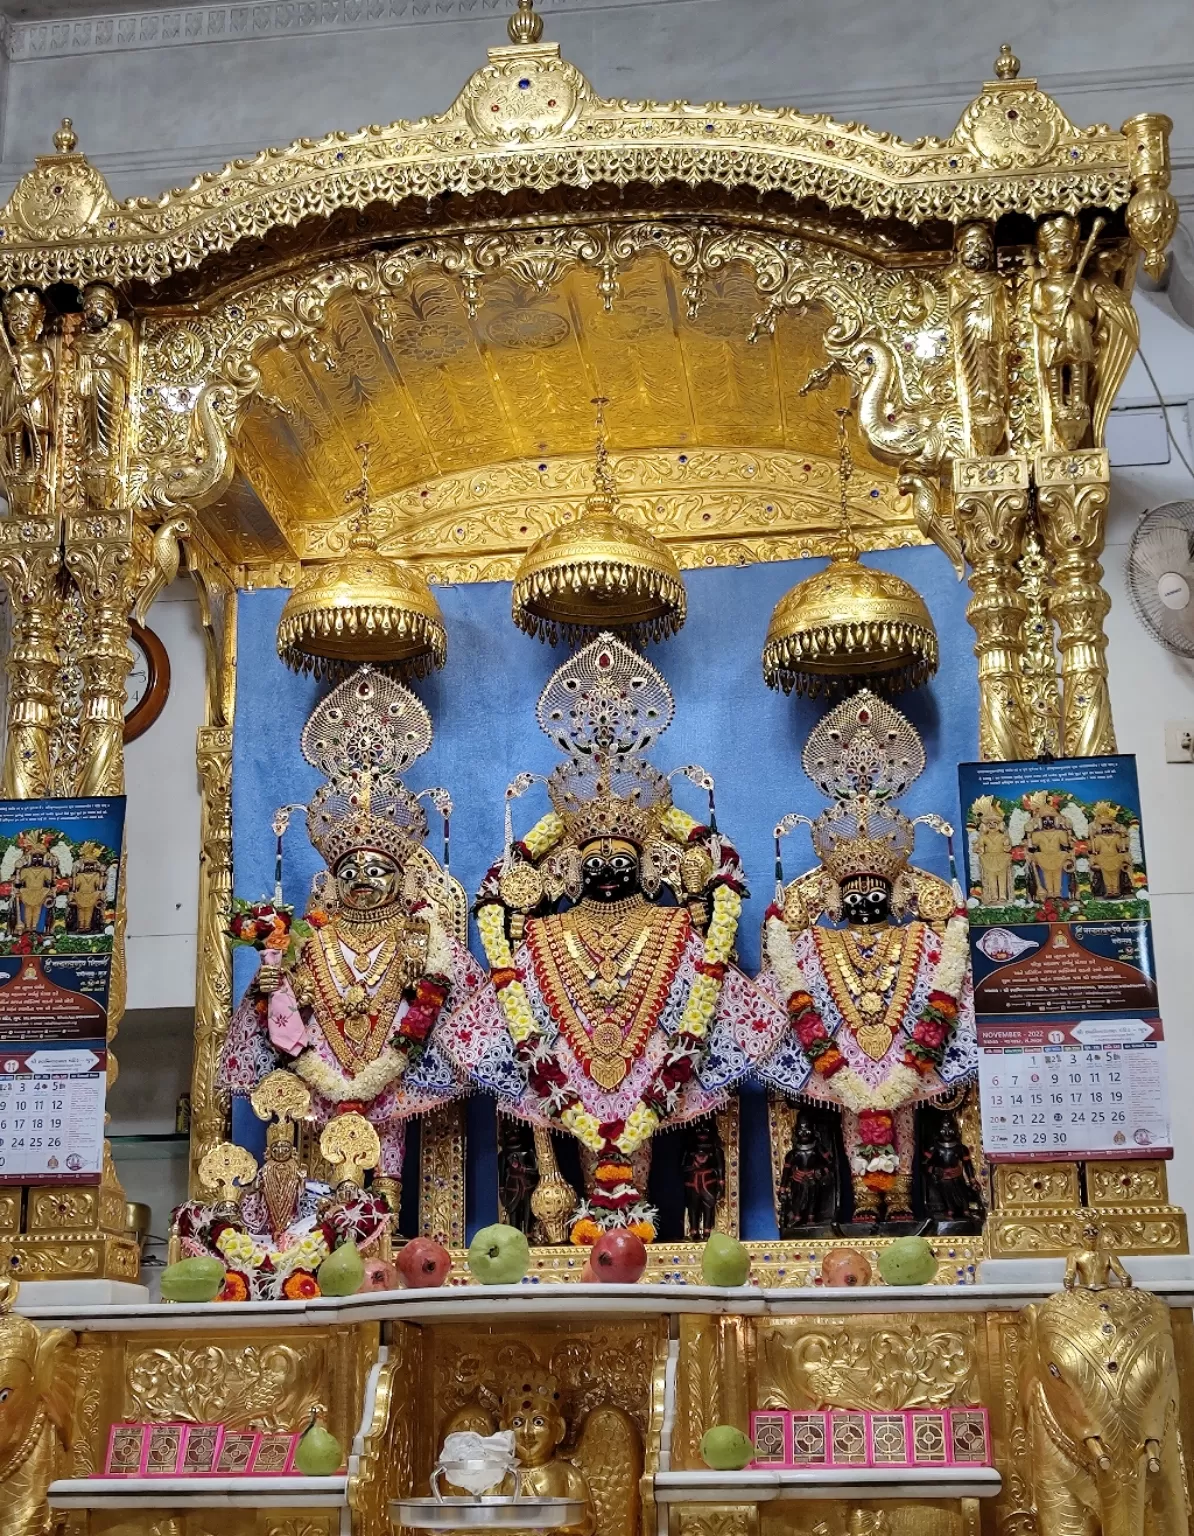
xmin=588 ymin=1019 xmax=629 ymax=1089
xmin=855 ymin=1021 xmax=895 ymax=1060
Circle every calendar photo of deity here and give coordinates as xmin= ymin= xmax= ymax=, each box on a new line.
xmin=958 ymin=759 xmax=1169 ymax=1162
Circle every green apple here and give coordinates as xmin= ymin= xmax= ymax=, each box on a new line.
xmin=468 ymin=1222 xmax=531 ymax=1285
xmin=317 ymin=1241 xmax=365 ymax=1297
xmin=700 ymin=1424 xmax=755 ymax=1470
xmin=160 ymin=1256 xmax=225 ymax=1303
xmin=877 ymin=1235 xmax=937 ymax=1286
xmin=701 ymin=1231 xmax=751 ymax=1287
xmin=294 ymin=1413 xmax=344 ymax=1476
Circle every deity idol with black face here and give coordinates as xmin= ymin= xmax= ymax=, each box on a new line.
xmin=756 ymin=691 xmax=980 ymax=1233
xmin=219 ymin=669 xmax=491 ymax=1222
xmin=443 ymin=633 xmax=785 ymax=1244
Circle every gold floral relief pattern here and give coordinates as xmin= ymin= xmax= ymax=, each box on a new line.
xmin=759 ymin=1317 xmax=980 ymax=1411
xmin=993 ymin=1162 xmax=1080 ymax=1209
xmin=123 ymin=1328 xmax=377 ymax=1443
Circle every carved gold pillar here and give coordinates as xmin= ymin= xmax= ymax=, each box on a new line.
xmin=64 ymin=509 xmax=135 ymax=797
xmin=190 ymin=721 xmax=234 ymax=1191
xmin=0 ymin=531 xmax=61 ymax=798
xmin=952 ymin=457 xmax=1031 ymax=762
xmin=1034 ymin=448 xmax=1115 ymax=757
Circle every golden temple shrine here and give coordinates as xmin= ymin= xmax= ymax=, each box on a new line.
xmin=0 ymin=3 xmax=1187 ymax=1535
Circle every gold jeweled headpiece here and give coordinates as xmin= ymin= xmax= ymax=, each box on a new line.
xmin=538 ymin=631 xmax=675 ymax=850
xmin=776 ymin=690 xmax=953 ymax=921
xmin=500 ymin=1368 xmax=563 ymax=1423
xmin=302 ymin=666 xmax=438 ymax=869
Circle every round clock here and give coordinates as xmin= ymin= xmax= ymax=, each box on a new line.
xmin=124 ymin=621 xmax=170 ymax=743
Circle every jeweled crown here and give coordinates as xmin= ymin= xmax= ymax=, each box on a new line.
xmin=538 ymin=633 xmax=675 ymax=850
xmin=301 ymin=668 xmax=436 ymax=869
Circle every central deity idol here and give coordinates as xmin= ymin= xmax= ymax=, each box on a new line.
xmin=445 ymin=634 xmax=784 ymax=1243
xmin=219 ymin=668 xmax=489 ymax=1216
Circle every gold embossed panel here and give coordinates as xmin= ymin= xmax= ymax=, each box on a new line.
xmin=756 ymin=1315 xmax=982 ymax=1413
xmin=69 ymin=1325 xmax=379 ymax=1477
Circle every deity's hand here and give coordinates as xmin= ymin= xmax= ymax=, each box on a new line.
xmin=256 ymin=964 xmax=283 ymax=996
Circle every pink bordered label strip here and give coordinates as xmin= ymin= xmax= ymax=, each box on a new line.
xmin=749 ymin=1406 xmax=991 ymax=1469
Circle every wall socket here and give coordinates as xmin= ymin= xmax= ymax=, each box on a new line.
xmin=1165 ymin=722 xmax=1194 ymax=761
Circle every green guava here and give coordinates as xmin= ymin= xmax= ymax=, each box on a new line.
xmin=877 ymin=1235 xmax=937 ymax=1286
xmin=317 ymin=1241 xmax=365 ymax=1296
xmin=160 ymin=1256 xmax=225 ymax=1303
xmin=700 ymin=1424 xmax=755 ymax=1470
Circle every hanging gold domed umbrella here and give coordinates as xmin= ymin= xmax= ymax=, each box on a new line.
xmin=511 ymin=398 xmax=686 ymax=645
xmin=762 ymin=410 xmax=938 ymax=698
xmin=277 ymin=445 xmax=447 ymax=680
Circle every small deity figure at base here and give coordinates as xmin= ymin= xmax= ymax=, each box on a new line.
xmin=681 ymin=1117 xmax=725 ymax=1242
xmin=219 ymin=668 xmax=494 ymax=1213
xmin=1065 ymin=1223 xmax=1132 ymax=1291
xmin=499 ymin=1375 xmax=595 ymax=1536
xmin=777 ymin=1110 xmax=836 ymax=1235
xmin=67 ymin=842 xmax=109 ymax=933
xmin=757 ymin=691 xmax=979 ymax=1232
xmin=498 ymin=1117 xmax=543 ymax=1235
xmin=445 ymin=633 xmax=785 ymax=1243
xmin=920 ymin=1111 xmax=984 ymax=1233
xmin=12 ymin=841 xmax=56 ymax=934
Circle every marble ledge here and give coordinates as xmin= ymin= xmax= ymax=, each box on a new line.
xmin=49 ymin=1475 xmax=347 ymax=1510
xmin=14 ymin=1260 xmax=1194 ymax=1331
xmin=654 ymin=1468 xmax=1004 ymax=1504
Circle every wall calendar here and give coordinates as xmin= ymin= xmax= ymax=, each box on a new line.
xmin=958 ymin=757 xmax=1171 ymax=1163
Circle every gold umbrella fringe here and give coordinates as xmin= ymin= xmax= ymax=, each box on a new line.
xmin=762 ymin=620 xmax=939 ymax=699
xmin=512 ymin=560 xmax=687 ymax=645
xmin=276 ymin=603 xmax=447 ymax=681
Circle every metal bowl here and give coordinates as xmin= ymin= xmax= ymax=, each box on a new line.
xmin=390 ymin=1495 xmax=587 ymax=1529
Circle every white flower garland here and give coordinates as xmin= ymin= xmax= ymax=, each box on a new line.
xmin=216 ymin=1223 xmax=329 ymax=1275
xmin=764 ymin=910 xmax=970 ymax=1113
xmin=294 ymin=1044 xmax=410 ymax=1103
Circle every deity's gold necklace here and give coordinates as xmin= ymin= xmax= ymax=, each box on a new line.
xmin=812 ymin=923 xmax=923 ymax=1062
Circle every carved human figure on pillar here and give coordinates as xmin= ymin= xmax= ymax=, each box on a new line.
xmin=949 ymin=222 xmax=1008 ymax=456
xmin=219 ymin=668 xmax=494 ymax=1213
xmin=0 ymin=289 xmax=54 ymax=513
xmin=76 ymin=282 xmax=133 ymax=506
xmin=1032 ymin=215 xmax=1098 ymax=450
xmin=756 ymin=691 xmax=978 ymax=1232
xmin=446 ymin=633 xmax=785 ymax=1244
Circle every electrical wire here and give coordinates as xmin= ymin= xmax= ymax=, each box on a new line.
xmin=1137 ymin=343 xmax=1194 ymax=483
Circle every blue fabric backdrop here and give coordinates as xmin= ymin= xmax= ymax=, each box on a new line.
xmin=230 ymin=548 xmax=978 ymax=1238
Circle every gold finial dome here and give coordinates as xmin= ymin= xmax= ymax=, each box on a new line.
xmin=508 ymin=0 xmax=543 ymax=44
xmin=53 ymin=117 xmax=78 ymax=154
xmin=761 ymin=411 xmax=938 ymax=698
xmin=994 ymin=43 xmax=1020 ymax=80
xmin=511 ymin=399 xmax=686 ymax=645
xmin=276 ymin=445 xmax=446 ymax=681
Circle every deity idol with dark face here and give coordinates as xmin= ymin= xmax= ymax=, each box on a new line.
xmin=443 ymin=634 xmax=785 ymax=1242
xmin=756 ymin=692 xmax=978 ymax=1230
xmin=219 ymin=669 xmax=489 ymax=1208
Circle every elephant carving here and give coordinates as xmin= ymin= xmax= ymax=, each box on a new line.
xmin=0 ymin=1277 xmax=76 ymax=1536
xmin=1022 ymin=1274 xmax=1188 ymax=1536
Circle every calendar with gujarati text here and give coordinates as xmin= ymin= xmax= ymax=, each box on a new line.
xmin=0 ymin=1046 xmax=106 ymax=1182
xmin=978 ymin=1017 xmax=1170 ymax=1161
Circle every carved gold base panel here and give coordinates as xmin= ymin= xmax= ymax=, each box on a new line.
xmin=986 ymin=1205 xmax=1188 ymax=1257
xmin=0 ymin=1233 xmax=141 ymax=1281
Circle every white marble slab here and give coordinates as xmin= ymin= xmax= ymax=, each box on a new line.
xmin=655 ymin=1468 xmax=1003 ymax=1503
xmin=48 ymin=1475 xmax=347 ymax=1509
xmin=13 ymin=1280 xmax=149 ymax=1307
xmin=16 ymin=1277 xmax=1194 ymax=1332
